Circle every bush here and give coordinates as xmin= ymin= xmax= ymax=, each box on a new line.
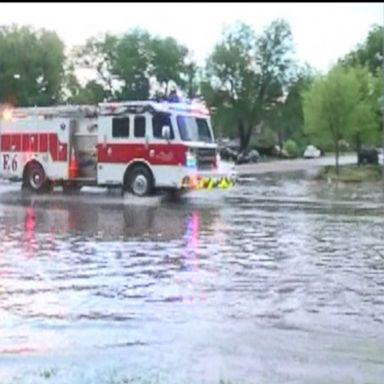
xmin=251 ymin=127 xmax=277 ymax=149
xmin=283 ymin=139 xmax=299 ymax=157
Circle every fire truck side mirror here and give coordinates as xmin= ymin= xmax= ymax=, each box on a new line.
xmin=162 ymin=125 xmax=171 ymax=141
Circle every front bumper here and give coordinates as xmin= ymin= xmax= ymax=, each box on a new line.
xmin=181 ymin=166 xmax=237 ymax=191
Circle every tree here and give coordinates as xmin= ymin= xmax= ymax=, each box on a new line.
xmin=150 ymin=36 xmax=189 ymax=96
xmin=73 ymin=29 xmax=193 ymax=101
xmin=186 ymin=60 xmax=198 ymax=99
xmin=341 ymin=24 xmax=384 ymax=145
xmin=110 ymin=29 xmax=152 ymax=100
xmin=303 ymin=64 xmax=377 ymax=174
xmin=72 ymin=34 xmax=119 ymax=98
xmin=268 ymin=65 xmax=315 ymax=149
xmin=64 ymin=76 xmax=108 ymax=104
xmin=348 ymin=66 xmax=380 ymax=153
xmin=201 ymin=19 xmax=295 ymax=151
xmin=0 ymin=25 xmax=65 ymax=106
xmin=341 ymin=25 xmax=383 ymax=75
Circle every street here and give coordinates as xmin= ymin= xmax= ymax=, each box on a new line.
xmin=235 ymin=154 xmax=357 ymax=175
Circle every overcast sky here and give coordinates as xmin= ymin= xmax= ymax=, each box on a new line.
xmin=0 ymin=2 xmax=382 ymax=72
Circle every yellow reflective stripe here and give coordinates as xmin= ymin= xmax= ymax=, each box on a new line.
xmin=197 ymin=178 xmax=205 ymax=189
xmin=219 ymin=178 xmax=228 ymax=189
xmin=190 ymin=176 xmax=234 ymax=190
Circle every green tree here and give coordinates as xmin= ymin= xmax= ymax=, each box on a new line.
xmin=201 ymin=19 xmax=295 ymax=151
xmin=111 ymin=29 xmax=152 ymax=100
xmin=72 ymin=34 xmax=119 ymax=98
xmin=64 ymin=76 xmax=107 ymax=104
xmin=73 ymin=29 xmax=193 ymax=101
xmin=274 ymin=65 xmax=314 ymax=149
xmin=186 ymin=60 xmax=199 ymax=98
xmin=348 ymin=66 xmax=380 ymax=153
xmin=342 ymin=25 xmax=383 ymax=75
xmin=150 ymin=36 xmax=189 ymax=95
xmin=0 ymin=25 xmax=65 ymax=106
xmin=303 ymin=64 xmax=377 ymax=173
xmin=341 ymin=25 xmax=384 ymax=143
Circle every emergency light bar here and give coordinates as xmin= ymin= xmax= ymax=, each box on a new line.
xmin=99 ymin=100 xmax=209 ymax=116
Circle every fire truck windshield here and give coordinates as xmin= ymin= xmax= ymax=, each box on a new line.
xmin=176 ymin=115 xmax=213 ymax=143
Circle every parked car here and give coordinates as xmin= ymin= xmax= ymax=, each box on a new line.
xmin=358 ymin=147 xmax=379 ymax=165
xmin=219 ymin=146 xmax=239 ymax=162
xmin=236 ymin=149 xmax=260 ymax=164
xmin=303 ymin=145 xmax=321 ymax=159
xmin=376 ymin=147 xmax=384 ymax=165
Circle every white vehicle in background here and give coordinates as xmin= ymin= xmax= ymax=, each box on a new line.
xmin=377 ymin=148 xmax=384 ymax=165
xmin=303 ymin=145 xmax=321 ymax=159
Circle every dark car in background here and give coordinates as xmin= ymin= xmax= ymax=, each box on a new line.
xmin=219 ymin=146 xmax=239 ymax=162
xmin=357 ymin=147 xmax=379 ymax=165
xmin=235 ymin=149 xmax=260 ymax=164
xmin=218 ymin=142 xmax=260 ymax=165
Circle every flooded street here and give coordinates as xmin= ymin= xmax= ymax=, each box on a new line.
xmin=0 ymin=167 xmax=384 ymax=383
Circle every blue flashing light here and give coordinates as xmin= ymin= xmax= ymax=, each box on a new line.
xmin=185 ymin=149 xmax=197 ymax=168
xmin=186 ymin=158 xmax=197 ymax=168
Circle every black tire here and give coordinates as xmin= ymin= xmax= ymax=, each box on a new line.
xmin=25 ymin=162 xmax=48 ymax=193
xmin=125 ymin=165 xmax=153 ymax=197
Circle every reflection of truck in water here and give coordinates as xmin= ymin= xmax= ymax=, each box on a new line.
xmin=0 ymin=101 xmax=236 ymax=197
xmin=0 ymin=192 xmax=221 ymax=242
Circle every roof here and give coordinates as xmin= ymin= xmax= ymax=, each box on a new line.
xmin=1 ymin=100 xmax=210 ymax=120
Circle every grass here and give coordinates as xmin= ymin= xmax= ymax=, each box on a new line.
xmin=315 ymin=164 xmax=383 ymax=182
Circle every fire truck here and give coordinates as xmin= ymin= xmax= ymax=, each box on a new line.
xmin=0 ymin=100 xmax=236 ymax=196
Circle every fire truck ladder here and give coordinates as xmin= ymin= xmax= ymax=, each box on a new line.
xmin=11 ymin=105 xmax=98 ymax=119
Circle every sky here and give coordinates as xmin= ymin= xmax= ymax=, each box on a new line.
xmin=0 ymin=2 xmax=382 ymax=73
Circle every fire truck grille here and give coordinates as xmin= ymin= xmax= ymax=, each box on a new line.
xmin=196 ymin=147 xmax=217 ymax=170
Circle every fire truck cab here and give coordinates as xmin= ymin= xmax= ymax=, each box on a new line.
xmin=0 ymin=100 xmax=236 ymax=196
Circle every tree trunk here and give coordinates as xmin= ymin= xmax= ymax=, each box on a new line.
xmin=245 ymin=124 xmax=253 ymax=150
xmin=188 ymin=75 xmax=193 ymax=99
xmin=355 ymin=133 xmax=361 ymax=154
xmin=238 ymin=121 xmax=246 ymax=151
xmin=278 ymin=126 xmax=283 ymax=152
xmin=335 ymin=141 xmax=340 ymax=175
xmin=238 ymin=121 xmax=253 ymax=152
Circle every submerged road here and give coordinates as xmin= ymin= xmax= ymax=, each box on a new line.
xmin=0 ymin=152 xmax=384 ymax=384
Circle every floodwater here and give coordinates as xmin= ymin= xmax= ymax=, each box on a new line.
xmin=0 ymin=170 xmax=384 ymax=384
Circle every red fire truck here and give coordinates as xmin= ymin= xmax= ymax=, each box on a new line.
xmin=0 ymin=100 xmax=236 ymax=196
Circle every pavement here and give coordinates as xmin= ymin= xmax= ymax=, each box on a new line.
xmin=234 ymin=154 xmax=357 ymax=175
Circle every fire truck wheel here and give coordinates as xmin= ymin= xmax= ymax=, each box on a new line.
xmin=126 ymin=165 xmax=153 ymax=197
xmin=25 ymin=162 xmax=47 ymax=193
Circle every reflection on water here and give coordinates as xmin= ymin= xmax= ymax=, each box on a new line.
xmin=0 ymin=176 xmax=384 ymax=383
